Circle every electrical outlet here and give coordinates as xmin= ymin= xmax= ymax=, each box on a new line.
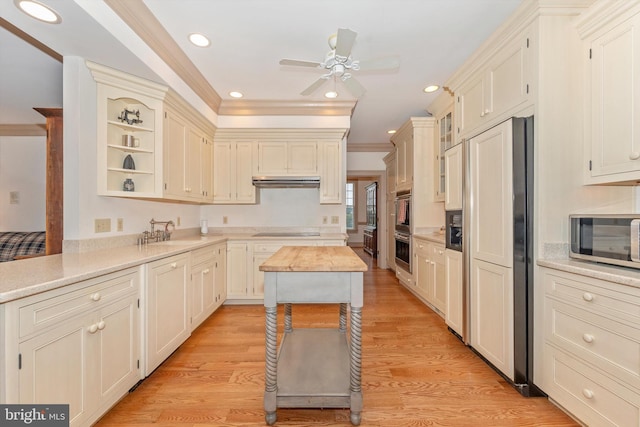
xmin=94 ymin=218 xmax=111 ymax=233
xmin=117 ymin=218 xmax=123 ymax=232
xmin=223 ymin=216 xmax=228 ymax=224
xmin=322 ymin=216 xmax=328 ymax=225
xmin=176 ymin=216 xmax=181 ymax=226
xmin=9 ymin=191 xmax=19 ymax=205
xmin=331 ymin=216 xmax=339 ymax=224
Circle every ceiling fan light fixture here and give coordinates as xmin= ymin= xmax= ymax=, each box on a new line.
xmin=423 ymin=85 xmax=440 ymax=93
xmin=15 ymin=0 xmax=61 ymax=24
xmin=324 ymin=91 xmax=338 ymax=99
xmin=189 ymin=33 xmax=210 ymax=47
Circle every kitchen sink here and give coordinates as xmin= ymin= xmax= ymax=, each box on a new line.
xmin=252 ymin=232 xmax=321 ymax=237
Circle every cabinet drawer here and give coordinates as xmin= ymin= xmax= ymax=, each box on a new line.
xmin=431 ymin=244 xmax=445 ymax=264
xmin=19 ymin=268 xmax=139 ymax=338
xmin=192 ymin=246 xmax=215 ymax=266
xmin=413 ymin=239 xmax=431 ymax=257
xmin=545 ymin=345 xmax=640 ymax=427
xmin=546 ymin=298 xmax=640 ymax=390
xmin=544 ymin=269 xmax=640 ymax=323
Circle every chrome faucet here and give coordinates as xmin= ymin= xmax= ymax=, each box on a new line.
xmin=148 ymin=218 xmax=175 ymax=242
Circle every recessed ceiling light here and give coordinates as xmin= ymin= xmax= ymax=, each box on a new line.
xmin=15 ymin=0 xmax=61 ymax=23
xmin=387 ymin=130 xmax=396 ymax=134
xmin=324 ymin=91 xmax=338 ymax=99
xmin=229 ymin=91 xmax=243 ymax=98
xmin=423 ymin=85 xmax=440 ymax=93
xmin=189 ymin=33 xmax=210 ymax=47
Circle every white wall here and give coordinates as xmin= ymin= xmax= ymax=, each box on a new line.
xmin=0 ymin=136 xmax=46 ymax=231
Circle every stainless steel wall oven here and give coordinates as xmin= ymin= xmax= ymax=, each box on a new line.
xmin=394 ymin=231 xmax=411 ymax=272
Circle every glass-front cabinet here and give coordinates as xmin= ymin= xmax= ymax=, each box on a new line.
xmin=435 ymin=108 xmax=452 ymax=201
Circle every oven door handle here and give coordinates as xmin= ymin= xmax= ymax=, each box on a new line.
xmin=394 ymin=232 xmax=410 ymax=243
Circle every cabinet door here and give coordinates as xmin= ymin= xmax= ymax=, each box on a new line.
xmin=253 ymin=252 xmax=274 ymax=298
xmin=445 ymin=249 xmax=463 ymax=335
xmin=432 ymin=245 xmax=447 ymax=313
xmin=319 ymin=141 xmax=342 ymax=204
xmin=469 ymin=120 xmax=513 ymax=267
xmin=163 ymin=110 xmax=189 ymax=198
xmin=435 ymin=110 xmax=451 ymax=201
xmin=201 ymin=136 xmax=213 ymax=201
xmin=470 ymin=258 xmax=514 ymax=380
xmin=587 ymin=12 xmax=640 ymax=182
xmin=19 ymin=317 xmax=90 ymax=425
xmin=414 ymin=240 xmax=431 ymax=297
xmin=214 ymin=244 xmax=227 ymax=308
xmin=95 ymin=296 xmax=140 ymax=405
xmin=287 ymin=142 xmax=317 ymax=174
xmin=145 ymin=254 xmax=190 ymax=374
xmin=235 ymin=142 xmax=256 ymax=203
xmin=257 ymin=142 xmax=288 ymax=175
xmin=226 ymin=242 xmax=249 ymax=298
xmin=489 ymin=33 xmax=530 ymax=120
xmin=191 ymin=259 xmax=215 ymax=330
xmin=457 ymin=74 xmax=485 ymax=138
xmin=213 ymin=142 xmax=233 ymax=203
xmin=186 ymin=128 xmax=203 ymax=198
xmin=444 ymin=143 xmax=463 ymax=210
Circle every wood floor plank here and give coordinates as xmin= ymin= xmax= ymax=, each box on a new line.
xmin=95 ymin=249 xmax=577 ymax=426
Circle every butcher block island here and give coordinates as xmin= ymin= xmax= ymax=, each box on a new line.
xmin=260 ymin=246 xmax=368 ymax=426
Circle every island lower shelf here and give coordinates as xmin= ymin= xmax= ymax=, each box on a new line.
xmin=276 ymin=328 xmax=351 ymax=407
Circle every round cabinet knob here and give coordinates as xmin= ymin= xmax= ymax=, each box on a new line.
xmin=88 ymin=324 xmax=98 ymax=334
xmin=582 ymin=333 xmax=595 ymax=343
xmin=171 ymin=262 xmax=177 ymax=269
xmin=582 ymin=292 xmax=594 ymax=302
xmin=90 ymin=293 xmax=101 ymax=302
xmin=630 ymin=152 xmax=640 ymax=160
xmin=582 ymin=388 xmax=594 ymax=399
xmin=97 ymin=321 xmax=106 ymax=330
xmin=203 ymin=269 xmax=210 ymax=274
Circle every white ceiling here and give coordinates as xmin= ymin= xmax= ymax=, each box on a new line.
xmin=0 ymin=0 xmax=524 ymax=146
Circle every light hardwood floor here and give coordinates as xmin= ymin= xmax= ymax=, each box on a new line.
xmin=95 ymin=249 xmax=577 ymax=426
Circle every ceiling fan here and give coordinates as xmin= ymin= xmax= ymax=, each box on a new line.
xmin=279 ymin=28 xmax=400 ymax=98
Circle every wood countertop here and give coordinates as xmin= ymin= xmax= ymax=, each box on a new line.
xmin=259 ymin=246 xmax=368 ymax=272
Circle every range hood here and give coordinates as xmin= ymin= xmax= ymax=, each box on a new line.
xmin=252 ymin=176 xmax=320 ymax=188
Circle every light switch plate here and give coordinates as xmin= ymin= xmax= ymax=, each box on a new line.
xmin=95 ymin=218 xmax=111 ymax=233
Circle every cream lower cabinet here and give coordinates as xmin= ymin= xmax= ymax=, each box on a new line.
xmin=191 ymin=243 xmax=227 ymax=330
xmin=413 ymin=238 xmax=446 ymax=315
xmin=226 ymin=241 xmax=252 ymax=300
xmin=444 ymin=248 xmax=463 ymax=336
xmin=145 ymin=253 xmax=190 ymax=375
xmin=2 ymin=268 xmax=141 ymax=427
xmin=541 ymin=267 xmax=640 ymax=427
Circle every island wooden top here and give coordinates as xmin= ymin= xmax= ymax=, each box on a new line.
xmin=259 ymin=246 xmax=368 ymax=272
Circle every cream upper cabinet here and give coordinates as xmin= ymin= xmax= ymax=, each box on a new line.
xmin=163 ymin=100 xmax=215 ymax=203
xmin=392 ymin=131 xmax=413 ymax=192
xmin=444 ymin=143 xmax=463 ymax=211
xmin=257 ymin=141 xmax=317 ymax=175
xmin=319 ymin=141 xmax=342 ymax=204
xmin=456 ymin=29 xmax=532 ymax=139
xmin=213 ymin=140 xmax=256 ymax=204
xmin=578 ymin=2 xmax=640 ymax=184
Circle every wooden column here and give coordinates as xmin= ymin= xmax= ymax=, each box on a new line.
xmin=34 ymin=108 xmax=63 ymax=255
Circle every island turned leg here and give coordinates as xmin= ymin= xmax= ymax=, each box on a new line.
xmin=284 ymin=303 xmax=293 ymax=333
xmin=264 ymin=305 xmax=278 ymax=425
xmin=349 ymin=305 xmax=362 ymax=426
xmin=339 ymin=303 xmax=347 ymax=332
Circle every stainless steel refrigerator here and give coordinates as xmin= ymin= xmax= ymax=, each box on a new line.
xmin=464 ymin=116 xmax=543 ymax=397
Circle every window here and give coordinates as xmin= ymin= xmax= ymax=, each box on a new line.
xmin=346 ymin=181 xmax=355 ymax=230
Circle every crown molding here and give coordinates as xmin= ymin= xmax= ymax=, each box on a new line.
xmin=218 ymin=99 xmax=357 ymax=116
xmin=104 ymin=0 xmax=222 ymax=112
xmin=0 ymin=124 xmax=46 ymax=136
xmin=347 ymin=143 xmax=392 ymax=153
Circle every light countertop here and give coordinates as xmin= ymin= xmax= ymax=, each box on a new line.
xmin=259 ymin=246 xmax=367 ymax=272
xmin=0 ymin=232 xmax=347 ymax=304
xmin=538 ymin=258 xmax=640 ymax=289
xmin=413 ymin=232 xmax=446 ymax=245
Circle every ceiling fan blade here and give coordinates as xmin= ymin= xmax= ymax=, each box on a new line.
xmin=300 ymin=77 xmax=328 ymax=96
xmin=357 ymin=56 xmax=400 ymax=71
xmin=334 ymin=28 xmax=357 ymax=58
xmin=342 ymin=76 xmax=366 ymax=98
xmin=280 ymin=59 xmax=322 ymax=68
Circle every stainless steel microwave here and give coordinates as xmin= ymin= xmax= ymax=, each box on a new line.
xmin=569 ymin=214 xmax=640 ymax=269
